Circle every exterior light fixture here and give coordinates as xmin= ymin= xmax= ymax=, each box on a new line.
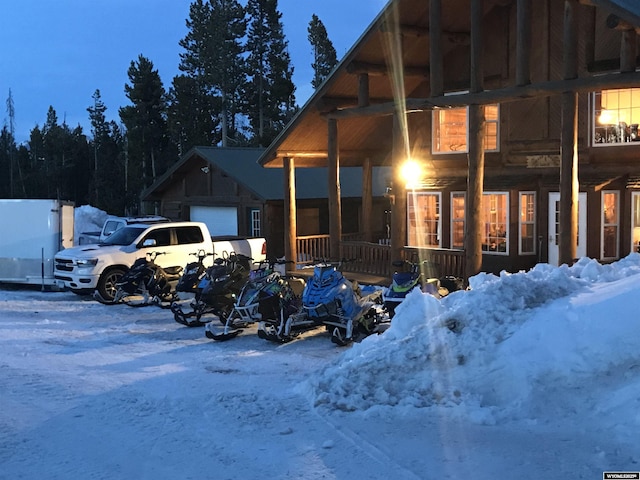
xmin=399 ymin=159 xmax=423 ymax=188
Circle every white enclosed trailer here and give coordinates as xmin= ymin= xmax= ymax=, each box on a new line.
xmin=0 ymin=199 xmax=74 ymax=287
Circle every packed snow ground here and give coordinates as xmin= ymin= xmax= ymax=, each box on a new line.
xmin=0 ymin=206 xmax=638 ymax=479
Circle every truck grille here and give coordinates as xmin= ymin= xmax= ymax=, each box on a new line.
xmin=55 ymin=258 xmax=74 ymax=272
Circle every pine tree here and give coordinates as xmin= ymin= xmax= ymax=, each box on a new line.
xmin=119 ymin=55 xmax=173 ymax=211
xmin=308 ymin=14 xmax=337 ymax=89
xmin=87 ymin=89 xmax=108 ymax=204
xmin=178 ymin=0 xmax=247 ymax=147
xmin=245 ymin=0 xmax=296 ymax=147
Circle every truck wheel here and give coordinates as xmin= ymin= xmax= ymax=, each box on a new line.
xmin=97 ymin=268 xmax=126 ymax=303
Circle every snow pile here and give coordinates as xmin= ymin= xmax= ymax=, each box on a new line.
xmin=307 ymin=255 xmax=640 ymax=430
xmin=73 ymin=204 xmax=108 ymax=244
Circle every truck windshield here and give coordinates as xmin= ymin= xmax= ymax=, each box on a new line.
xmin=100 ymin=227 xmax=147 ymax=246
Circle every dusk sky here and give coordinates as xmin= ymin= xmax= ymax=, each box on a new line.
xmin=1 ymin=0 xmax=386 ymax=144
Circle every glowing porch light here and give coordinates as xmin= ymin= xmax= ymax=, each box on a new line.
xmin=400 ymin=159 xmax=423 ymax=188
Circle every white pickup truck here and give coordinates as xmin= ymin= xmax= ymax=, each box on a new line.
xmin=54 ymin=221 xmax=267 ymax=302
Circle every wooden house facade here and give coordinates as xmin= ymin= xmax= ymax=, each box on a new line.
xmin=140 ymin=147 xmax=392 ymax=259
xmin=257 ymin=0 xmax=640 ymax=279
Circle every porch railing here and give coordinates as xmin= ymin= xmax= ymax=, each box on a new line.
xmin=295 ymin=235 xmax=466 ymax=280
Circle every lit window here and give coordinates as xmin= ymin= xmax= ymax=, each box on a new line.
xmin=481 ymin=192 xmax=508 ymax=254
xmin=601 ymin=191 xmax=619 ymax=259
xmin=451 ymin=192 xmax=465 ymax=249
xmin=407 ymin=192 xmax=441 ymax=248
xmin=592 ymin=88 xmax=640 ymax=145
xmin=433 ymin=98 xmax=499 ymax=153
xmin=519 ymin=192 xmax=536 ymax=255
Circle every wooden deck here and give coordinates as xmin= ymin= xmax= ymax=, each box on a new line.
xmin=294 ymin=235 xmax=466 ymax=283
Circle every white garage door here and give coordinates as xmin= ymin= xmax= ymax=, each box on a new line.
xmin=190 ymin=206 xmax=238 ymax=236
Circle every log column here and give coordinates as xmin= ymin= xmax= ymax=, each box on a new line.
xmin=328 ymin=118 xmax=342 ymax=261
xmin=283 ymin=156 xmax=297 ymax=265
xmin=362 ymin=157 xmax=373 ymax=242
xmin=391 ymin=113 xmax=407 ymax=263
xmin=465 ymin=0 xmax=486 ymax=281
xmin=559 ymin=0 xmax=579 ymax=265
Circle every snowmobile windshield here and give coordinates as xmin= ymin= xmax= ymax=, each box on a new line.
xmin=313 ymin=265 xmax=339 ymax=288
xmin=100 ymin=227 xmax=148 ymax=246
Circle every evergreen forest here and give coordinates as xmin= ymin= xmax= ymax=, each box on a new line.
xmin=0 ymin=0 xmax=337 ymax=215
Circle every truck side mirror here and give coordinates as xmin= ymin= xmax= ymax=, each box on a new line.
xmin=142 ymin=238 xmax=157 ymax=248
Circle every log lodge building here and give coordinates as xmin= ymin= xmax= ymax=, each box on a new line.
xmin=257 ymin=0 xmax=640 ymax=281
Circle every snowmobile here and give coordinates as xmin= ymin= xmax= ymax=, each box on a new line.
xmin=258 ymin=261 xmax=385 ymax=346
xmin=172 ymin=252 xmax=252 ymax=327
xmin=169 ymin=249 xmax=214 ymax=319
xmin=206 ymin=259 xmax=305 ymax=341
xmin=111 ymin=251 xmax=183 ymax=307
xmin=382 ymin=253 xmax=463 ymax=318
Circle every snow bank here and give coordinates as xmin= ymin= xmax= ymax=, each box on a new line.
xmin=306 ymin=254 xmax=640 ymax=429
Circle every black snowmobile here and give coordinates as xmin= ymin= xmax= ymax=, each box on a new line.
xmin=206 ymin=259 xmax=305 ymax=341
xmin=111 ymin=251 xmax=183 ymax=307
xmin=172 ymin=252 xmax=252 ymax=327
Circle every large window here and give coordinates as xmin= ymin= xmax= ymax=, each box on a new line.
xmin=407 ymin=192 xmax=441 ymax=248
xmin=450 ymin=192 xmax=465 ymax=249
xmin=593 ymin=88 xmax=640 ymax=145
xmin=482 ymin=192 xmax=508 ymax=254
xmin=601 ymin=191 xmax=619 ymax=259
xmin=433 ymin=100 xmax=499 ymax=153
xmin=519 ymin=192 xmax=536 ymax=255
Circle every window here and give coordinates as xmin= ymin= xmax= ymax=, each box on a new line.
xmin=143 ymin=228 xmax=172 ymax=247
xmin=519 ymin=192 xmax=536 ymax=255
xmin=592 ymin=88 xmax=640 ymax=145
xmin=601 ymin=191 xmax=619 ymax=259
xmin=407 ymin=192 xmax=441 ymax=248
xmin=250 ymin=209 xmax=261 ymax=237
xmin=175 ymin=226 xmax=204 ymax=244
xmin=433 ymin=96 xmax=499 ymax=153
xmin=632 ymin=192 xmax=640 ymax=254
xmin=482 ymin=192 xmax=508 ymax=254
xmin=451 ymin=192 xmax=465 ymax=249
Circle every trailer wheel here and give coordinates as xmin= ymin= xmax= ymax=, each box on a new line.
xmin=97 ymin=268 xmax=126 ymax=303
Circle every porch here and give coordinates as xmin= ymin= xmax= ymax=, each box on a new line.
xmin=293 ymin=234 xmax=466 ymax=285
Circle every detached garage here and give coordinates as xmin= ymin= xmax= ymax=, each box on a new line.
xmin=141 ymin=146 xmax=391 ymax=258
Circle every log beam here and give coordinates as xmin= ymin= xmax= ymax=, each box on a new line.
xmin=324 ymin=71 xmax=640 ymax=119
xmin=430 ymin=0 xmax=444 ymax=97
xmin=346 ymin=61 xmax=429 ymax=77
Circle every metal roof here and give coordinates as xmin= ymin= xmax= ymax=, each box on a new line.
xmin=142 ymin=146 xmax=392 ymax=202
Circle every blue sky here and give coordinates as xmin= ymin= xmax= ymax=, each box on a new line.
xmin=1 ymin=0 xmax=386 ymax=144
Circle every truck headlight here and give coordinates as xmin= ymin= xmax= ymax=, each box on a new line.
xmin=76 ymin=258 xmax=98 ymax=267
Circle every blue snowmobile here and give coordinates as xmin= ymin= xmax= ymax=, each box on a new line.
xmin=258 ymin=261 xmax=384 ymax=346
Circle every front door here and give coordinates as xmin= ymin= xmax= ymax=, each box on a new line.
xmin=548 ymin=192 xmax=587 ymax=265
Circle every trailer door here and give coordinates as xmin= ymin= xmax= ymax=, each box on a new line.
xmin=61 ymin=204 xmax=75 ymax=248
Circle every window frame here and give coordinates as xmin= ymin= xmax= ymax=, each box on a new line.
xmin=432 ymin=92 xmax=500 ymax=155
xmin=632 ymin=192 xmax=640 ymax=254
xmin=450 ymin=191 xmax=466 ymax=250
xmin=406 ymin=191 xmax=442 ymax=248
xmin=481 ymin=191 xmax=509 ymax=255
xmin=250 ymin=208 xmax=261 ymax=237
xmin=591 ymin=88 xmax=640 ymax=147
xmin=601 ymin=190 xmax=619 ymax=260
xmin=518 ymin=191 xmax=536 ymax=255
